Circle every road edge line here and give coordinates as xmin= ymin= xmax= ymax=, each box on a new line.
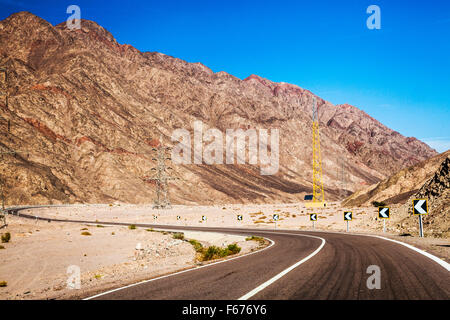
xmin=83 ymin=237 xmax=275 ymax=300
xmin=238 ymin=234 xmax=326 ymax=300
xmin=370 ymin=235 xmax=450 ymax=272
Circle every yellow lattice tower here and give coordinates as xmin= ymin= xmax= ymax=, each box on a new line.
xmin=311 ymin=97 xmax=325 ymax=205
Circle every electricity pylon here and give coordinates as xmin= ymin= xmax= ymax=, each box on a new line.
xmin=0 ymin=67 xmax=9 ymax=227
xmin=312 ymin=97 xmax=325 ymax=205
xmin=0 ymin=66 xmax=22 ymax=226
xmin=146 ymin=135 xmax=177 ymax=209
xmin=338 ymin=157 xmax=347 ymax=200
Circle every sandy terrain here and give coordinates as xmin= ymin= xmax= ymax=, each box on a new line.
xmin=0 ymin=214 xmax=260 ymax=300
xmin=1 ymin=202 xmax=448 ymax=300
xmin=24 ymin=202 xmax=449 ymax=259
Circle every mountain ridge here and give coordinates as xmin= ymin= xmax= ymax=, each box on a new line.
xmin=0 ymin=11 xmax=437 ymax=205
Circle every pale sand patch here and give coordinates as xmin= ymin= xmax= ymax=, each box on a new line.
xmin=0 ymin=215 xmax=259 ymax=300
xmin=20 ymin=202 xmax=448 ymax=261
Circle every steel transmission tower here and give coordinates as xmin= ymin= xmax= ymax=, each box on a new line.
xmin=338 ymin=157 xmax=347 ymax=200
xmin=312 ymin=97 xmax=325 ymax=204
xmin=0 ymin=67 xmax=14 ymax=227
xmin=146 ymin=135 xmax=177 ymax=209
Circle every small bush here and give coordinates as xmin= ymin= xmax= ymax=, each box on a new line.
xmin=81 ymin=231 xmax=91 ymax=236
xmin=0 ymin=245 xmax=5 ymax=249
xmin=0 ymin=281 xmax=7 ymax=287
xmin=189 ymin=239 xmax=203 ymax=252
xmin=246 ymin=236 xmax=265 ymax=244
xmin=1 ymin=233 xmax=11 ymax=243
xmin=81 ymin=228 xmax=88 ymax=231
xmin=146 ymin=228 xmax=154 ymax=232
xmin=128 ymin=225 xmax=136 ymax=230
xmin=202 ymin=246 xmax=223 ymax=261
xmin=94 ymin=274 xmax=102 ymax=279
xmin=173 ymin=233 xmax=184 ymax=240
xmin=227 ymin=243 xmax=241 ymax=255
xmin=372 ymin=201 xmax=386 ymax=207
xmin=96 ymin=225 xmax=104 ymax=228
xmin=202 ymin=244 xmax=241 ymax=261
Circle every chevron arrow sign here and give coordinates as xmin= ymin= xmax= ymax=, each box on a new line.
xmin=237 ymin=215 xmax=243 ymax=221
xmin=310 ymin=214 xmax=317 ymax=221
xmin=378 ymin=207 xmax=390 ymax=219
xmin=273 ymin=214 xmax=279 ymax=221
xmin=344 ymin=211 xmax=352 ymax=221
xmin=413 ymin=199 xmax=428 ymax=215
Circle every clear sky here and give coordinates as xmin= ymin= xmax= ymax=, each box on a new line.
xmin=1 ymin=0 xmax=449 ymax=152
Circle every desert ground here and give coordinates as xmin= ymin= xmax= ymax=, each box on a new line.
xmin=0 ymin=212 xmax=261 ymax=300
xmin=0 ymin=202 xmax=448 ymax=300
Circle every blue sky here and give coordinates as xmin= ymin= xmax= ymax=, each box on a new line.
xmin=1 ymin=0 xmax=449 ymax=152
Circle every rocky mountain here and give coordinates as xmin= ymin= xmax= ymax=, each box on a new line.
xmin=343 ymin=150 xmax=450 ymax=207
xmin=343 ymin=150 xmax=449 ymax=237
xmin=402 ymin=154 xmax=449 ymax=236
xmin=0 ymin=12 xmax=437 ymax=205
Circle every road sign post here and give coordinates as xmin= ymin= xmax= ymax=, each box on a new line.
xmin=378 ymin=207 xmax=390 ymax=233
xmin=310 ymin=213 xmax=317 ymax=230
xmin=413 ymin=199 xmax=428 ymax=238
xmin=273 ymin=214 xmax=279 ymax=229
xmin=418 ymin=215 xmax=424 ymax=237
xmin=344 ymin=211 xmax=352 ymax=232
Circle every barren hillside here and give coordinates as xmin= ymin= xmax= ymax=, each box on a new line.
xmin=343 ymin=150 xmax=450 ymax=207
xmin=0 ymin=12 xmax=437 ymax=205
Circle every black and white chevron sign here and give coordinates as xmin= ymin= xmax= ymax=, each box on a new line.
xmin=344 ymin=211 xmax=352 ymax=221
xmin=413 ymin=199 xmax=428 ymax=215
xmin=378 ymin=207 xmax=390 ymax=219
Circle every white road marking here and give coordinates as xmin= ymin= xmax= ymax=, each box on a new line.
xmin=238 ymin=233 xmax=326 ymax=300
xmin=279 ymin=228 xmax=450 ymax=272
xmin=371 ymin=235 xmax=450 ymax=272
xmin=83 ymin=237 xmax=276 ymax=300
xmin=12 ymin=206 xmax=448 ymax=297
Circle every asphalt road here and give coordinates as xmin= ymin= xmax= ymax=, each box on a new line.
xmin=9 ymin=208 xmax=450 ymax=300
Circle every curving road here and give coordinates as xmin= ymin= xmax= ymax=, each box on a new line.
xmin=8 ymin=207 xmax=450 ymax=300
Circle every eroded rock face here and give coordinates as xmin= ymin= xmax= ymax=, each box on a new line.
xmin=402 ymin=155 xmax=450 ymax=236
xmin=343 ymin=150 xmax=450 ymax=207
xmin=0 ymin=12 xmax=437 ymax=205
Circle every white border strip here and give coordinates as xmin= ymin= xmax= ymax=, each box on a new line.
xmin=371 ymin=235 xmax=450 ymax=272
xmin=288 ymin=228 xmax=450 ymax=272
xmin=84 ymin=237 xmax=275 ymax=300
xmin=238 ymin=234 xmax=326 ymax=300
